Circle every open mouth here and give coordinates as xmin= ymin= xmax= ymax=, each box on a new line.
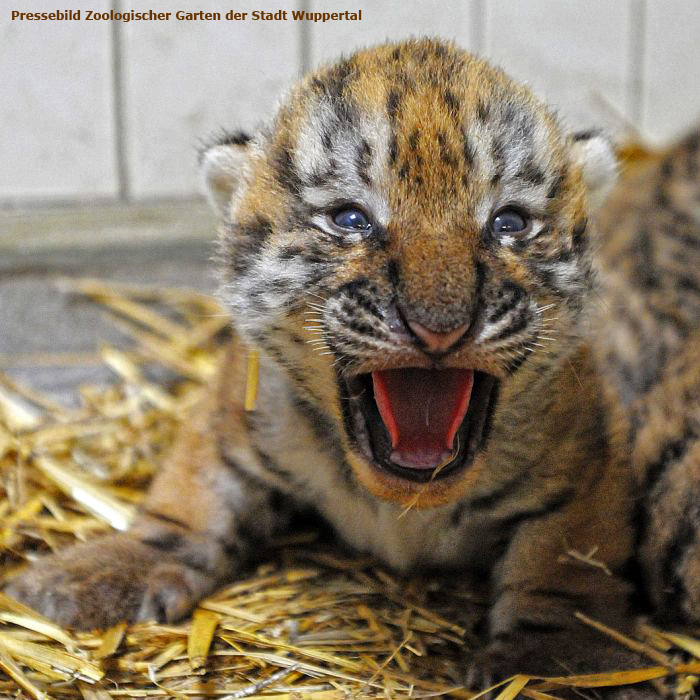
xmin=342 ymin=368 xmax=499 ymax=483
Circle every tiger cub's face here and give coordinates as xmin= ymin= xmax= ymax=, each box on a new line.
xmin=203 ymin=39 xmax=616 ymax=508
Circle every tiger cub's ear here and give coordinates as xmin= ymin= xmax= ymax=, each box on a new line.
xmin=200 ymin=131 xmax=252 ymax=218
xmin=569 ymin=129 xmax=618 ymax=210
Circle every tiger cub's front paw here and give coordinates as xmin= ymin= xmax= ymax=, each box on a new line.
xmin=5 ymin=534 xmax=216 ymax=629
xmin=466 ymin=630 xmax=650 ymax=691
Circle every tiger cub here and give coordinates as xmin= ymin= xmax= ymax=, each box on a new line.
xmin=7 ymin=38 xmax=652 ymax=678
xmin=593 ymin=129 xmax=700 ymax=625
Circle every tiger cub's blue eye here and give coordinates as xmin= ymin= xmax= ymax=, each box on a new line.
xmin=491 ymin=208 xmax=530 ymax=235
xmin=332 ymin=208 xmax=372 ymax=231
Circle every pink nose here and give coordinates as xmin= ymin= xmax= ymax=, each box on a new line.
xmin=406 ymin=320 xmax=468 ymax=354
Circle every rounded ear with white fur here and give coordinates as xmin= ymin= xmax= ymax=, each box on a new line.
xmin=570 ymin=129 xmax=618 ymax=210
xmin=199 ymin=131 xmax=252 ymax=218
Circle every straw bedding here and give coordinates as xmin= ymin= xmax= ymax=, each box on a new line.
xmin=1 ymin=277 xmax=699 ymax=700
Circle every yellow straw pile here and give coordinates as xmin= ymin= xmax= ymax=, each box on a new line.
xmin=0 ymin=278 xmax=698 ymax=699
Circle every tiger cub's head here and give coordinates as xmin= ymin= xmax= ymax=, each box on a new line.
xmin=202 ymin=38 xmax=616 ymax=507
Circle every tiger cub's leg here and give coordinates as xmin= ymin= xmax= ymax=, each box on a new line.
xmin=6 ymin=352 xmax=290 ymax=629
xmin=474 ymin=458 xmax=643 ymax=679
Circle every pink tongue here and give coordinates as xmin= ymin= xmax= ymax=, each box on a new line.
xmin=371 ymin=368 xmax=474 ymax=469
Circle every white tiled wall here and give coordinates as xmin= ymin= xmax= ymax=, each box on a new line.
xmin=122 ymin=0 xmax=300 ymax=198
xmin=1 ymin=0 xmax=697 ymax=205
xmin=1 ymin=0 xmax=117 ymax=202
xmin=642 ymin=0 xmax=700 ymax=141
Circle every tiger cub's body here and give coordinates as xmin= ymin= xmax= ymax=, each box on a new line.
xmin=594 ymin=132 xmax=700 ymax=623
xmin=7 ymin=39 xmax=699 ymax=681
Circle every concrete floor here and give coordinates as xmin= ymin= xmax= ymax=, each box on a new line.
xmin=0 ymin=201 xmax=220 ymax=404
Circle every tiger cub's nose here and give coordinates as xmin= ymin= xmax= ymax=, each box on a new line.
xmin=406 ymin=320 xmax=469 ymax=355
